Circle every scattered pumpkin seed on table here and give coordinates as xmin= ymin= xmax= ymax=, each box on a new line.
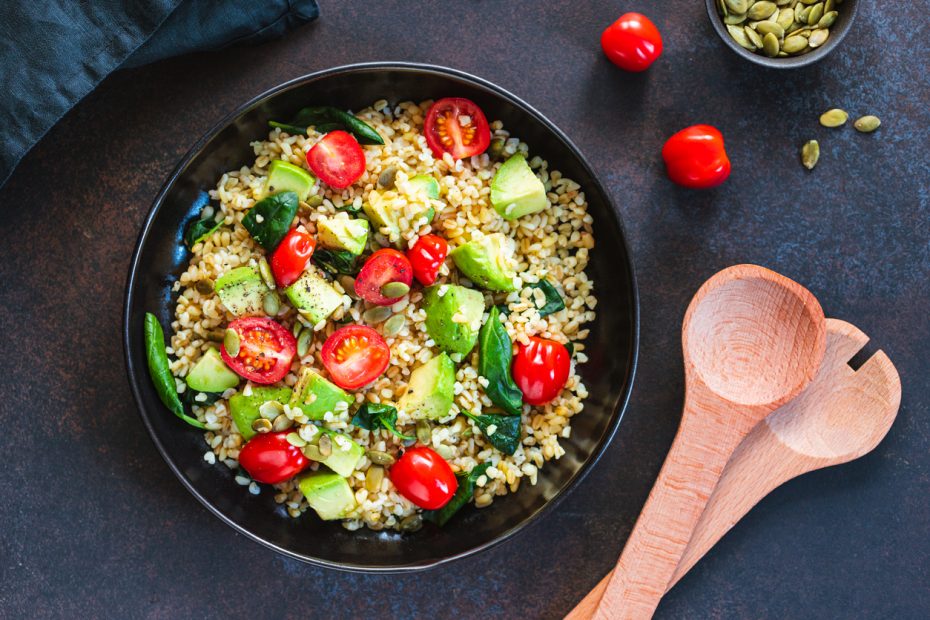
xmin=717 ymin=0 xmax=844 ymax=58
xmin=820 ymin=108 xmax=848 ymax=127
xmin=801 ymin=140 xmax=820 ymax=170
xmin=854 ymin=115 xmax=881 ymax=133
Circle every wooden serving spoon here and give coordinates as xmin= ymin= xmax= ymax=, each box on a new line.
xmin=566 ymin=319 xmax=901 ymax=618
xmin=590 ymin=265 xmax=826 ymax=620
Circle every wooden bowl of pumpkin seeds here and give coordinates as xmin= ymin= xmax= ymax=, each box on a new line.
xmin=706 ymin=0 xmax=859 ymax=68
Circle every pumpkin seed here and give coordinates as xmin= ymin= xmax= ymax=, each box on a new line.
xmin=762 ymin=32 xmax=780 ymax=56
xmin=339 ymin=275 xmax=359 ymax=300
xmin=808 ymin=28 xmax=829 ymax=47
xmin=223 ymin=328 xmax=240 ymax=356
xmin=366 ymin=450 xmax=396 ymax=466
xmin=777 ymin=50 xmax=789 ymax=57
xmin=745 ymin=26 xmax=764 ymax=48
xmin=724 ymin=12 xmax=748 ymax=24
xmin=365 ymin=465 xmax=384 ymax=492
xmin=782 ymin=35 xmax=809 ymax=53
xmin=382 ymin=313 xmax=406 ymax=338
xmin=380 ymin=281 xmax=410 ymax=298
xmin=854 ymin=115 xmax=881 ymax=133
xmin=207 ymin=328 xmax=226 ymax=343
xmin=377 ymin=166 xmax=397 ymax=189
xmin=775 ymin=0 xmax=792 ymax=5
xmin=399 ymin=514 xmax=423 ymax=533
xmin=795 ymin=4 xmax=808 ymax=22
xmin=258 ymin=257 xmax=275 ymax=290
xmin=251 ymin=418 xmax=273 ymax=434
xmin=727 ymin=24 xmax=755 ymax=49
xmin=286 ymin=432 xmax=307 ymax=448
xmin=272 ymin=413 xmax=293 ymax=432
xmin=748 ymin=1 xmax=777 ymax=19
xmin=307 ymin=194 xmax=324 ymax=207
xmin=819 ymin=108 xmax=848 ymax=127
xmin=801 ymin=140 xmax=820 ymax=170
xmin=416 ymin=419 xmax=431 ymax=445
xmin=297 ymin=329 xmax=312 ymax=358
xmin=262 ymin=291 xmax=280 ymax=316
xmin=824 ymin=0 xmax=834 ymax=11
xmin=718 ymin=0 xmax=729 ymax=17
xmin=725 ymin=0 xmax=748 ymax=12
xmin=292 ymin=321 xmax=303 ymax=339
xmin=818 ymin=10 xmax=838 ymax=27
xmin=777 ymin=8 xmax=795 ymax=29
xmin=303 ymin=444 xmax=324 ymax=461
xmin=259 ymin=400 xmax=284 ymax=420
xmin=362 ymin=306 xmax=393 ymax=324
xmin=318 ymin=433 xmax=333 ymax=457
xmin=806 ymin=2 xmax=824 ymax=25
xmin=195 ymin=278 xmax=215 ymax=295
xmin=755 ymin=21 xmax=785 ymax=39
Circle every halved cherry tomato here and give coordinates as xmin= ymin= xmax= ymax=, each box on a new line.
xmin=424 ymin=98 xmax=491 ymax=161
xmin=601 ymin=13 xmax=663 ymax=72
xmin=407 ymin=234 xmax=448 ymax=286
xmin=354 ymin=248 xmax=414 ymax=306
xmin=220 ymin=317 xmax=296 ymax=385
xmin=270 ymin=228 xmax=316 ymax=288
xmin=389 ymin=446 xmax=458 ymax=510
xmin=320 ymin=324 xmax=390 ymax=390
xmin=306 ymin=130 xmax=366 ymax=189
xmin=238 ymin=431 xmax=309 ymax=484
xmin=512 ymin=336 xmax=571 ymax=406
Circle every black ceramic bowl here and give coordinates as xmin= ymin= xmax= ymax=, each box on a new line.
xmin=123 ymin=62 xmax=638 ymax=572
xmin=706 ymin=0 xmax=859 ymax=69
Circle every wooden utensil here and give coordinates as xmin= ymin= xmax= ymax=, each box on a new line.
xmin=590 ymin=265 xmax=826 ymax=620
xmin=567 ymin=319 xmax=901 ymax=618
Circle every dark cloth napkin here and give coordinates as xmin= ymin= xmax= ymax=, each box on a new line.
xmin=0 ymin=0 xmax=319 ymax=187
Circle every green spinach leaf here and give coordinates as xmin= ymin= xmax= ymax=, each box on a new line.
xmin=270 ymin=106 xmax=384 ymax=145
xmin=185 ymin=216 xmax=222 ymax=248
xmin=144 ymin=313 xmax=206 ymax=429
xmin=182 ymin=389 xmax=222 ymax=408
xmin=528 ymin=278 xmax=565 ymax=317
xmin=565 ymin=341 xmax=575 ymax=357
xmin=312 ymin=248 xmax=359 ymax=277
xmin=477 ymin=306 xmax=524 ymax=416
xmin=423 ymin=463 xmax=491 ymax=526
xmin=462 ymin=411 xmax=521 ymax=456
xmin=350 ymin=403 xmax=413 ymax=440
xmin=242 ymin=191 xmax=299 ymax=251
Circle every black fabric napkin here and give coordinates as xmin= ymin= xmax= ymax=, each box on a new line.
xmin=0 ymin=0 xmax=319 ymax=187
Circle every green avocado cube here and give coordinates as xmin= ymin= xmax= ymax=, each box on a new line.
xmin=398 ymin=353 xmax=456 ymax=420
xmin=490 ymin=153 xmax=548 ymax=220
xmin=422 ymin=284 xmax=485 ymax=356
xmin=185 ymin=347 xmax=239 ymax=393
xmin=214 ymin=266 xmax=270 ymax=317
xmin=449 ymin=234 xmax=517 ymax=292
xmin=263 ymin=160 xmax=316 ymax=201
xmin=298 ymin=470 xmax=357 ymax=520
xmin=228 ymin=386 xmax=293 ymax=440
xmin=316 ymin=430 xmax=364 ymax=477
xmin=289 ymin=368 xmax=353 ymax=420
xmin=317 ymin=217 xmax=369 ymax=255
xmin=285 ymin=269 xmax=343 ymax=325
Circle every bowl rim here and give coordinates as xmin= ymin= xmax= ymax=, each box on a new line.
xmin=705 ymin=0 xmax=859 ymax=69
xmin=122 ymin=61 xmax=640 ymax=572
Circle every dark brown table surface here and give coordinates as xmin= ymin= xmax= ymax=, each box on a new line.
xmin=2 ymin=1 xmax=928 ymax=618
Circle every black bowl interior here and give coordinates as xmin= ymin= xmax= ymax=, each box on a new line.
xmin=124 ymin=62 xmax=638 ymax=571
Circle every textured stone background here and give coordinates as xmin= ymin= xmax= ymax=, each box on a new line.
xmin=1 ymin=1 xmax=928 ymax=618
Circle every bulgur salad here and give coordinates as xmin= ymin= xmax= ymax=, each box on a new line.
xmin=143 ymin=97 xmax=597 ymax=532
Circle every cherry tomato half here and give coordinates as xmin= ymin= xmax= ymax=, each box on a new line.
xmin=220 ymin=317 xmax=296 ymax=385
xmin=354 ymin=248 xmax=414 ymax=306
xmin=320 ymin=324 xmax=391 ymax=390
xmin=512 ymin=336 xmax=571 ymax=406
xmin=601 ymin=13 xmax=663 ymax=72
xmin=389 ymin=446 xmax=458 ymax=510
xmin=238 ymin=431 xmax=309 ymax=484
xmin=407 ymin=234 xmax=449 ymax=286
xmin=306 ymin=130 xmax=366 ymax=189
xmin=270 ymin=228 xmax=316 ymax=288
xmin=424 ymin=98 xmax=491 ymax=161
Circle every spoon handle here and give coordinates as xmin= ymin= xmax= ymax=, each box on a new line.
xmin=591 ymin=403 xmax=753 ymax=620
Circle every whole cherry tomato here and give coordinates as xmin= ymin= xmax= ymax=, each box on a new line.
xmin=238 ymin=431 xmax=309 ymax=484
xmin=601 ymin=13 xmax=663 ymax=72
xmin=354 ymin=248 xmax=414 ymax=306
xmin=306 ymin=130 xmax=366 ymax=189
xmin=408 ymin=234 xmax=449 ymax=286
xmin=661 ymin=125 xmax=731 ymax=189
xmin=512 ymin=336 xmax=571 ymax=406
xmin=270 ymin=228 xmax=316 ymax=287
xmin=389 ymin=446 xmax=458 ymax=510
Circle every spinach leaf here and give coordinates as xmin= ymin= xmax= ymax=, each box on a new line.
xmin=312 ymin=248 xmax=359 ymax=277
xmin=494 ymin=303 xmax=510 ymax=316
xmin=185 ymin=216 xmax=222 ymax=248
xmin=565 ymin=341 xmax=575 ymax=358
xmin=423 ymin=463 xmax=491 ymax=527
xmin=242 ymin=191 xmax=299 ymax=251
xmin=528 ymin=278 xmax=565 ymax=317
xmin=182 ymin=389 xmax=221 ymax=408
xmin=462 ymin=411 xmax=522 ymax=456
xmin=144 ymin=313 xmax=206 ymax=429
xmin=477 ymin=306 xmax=524 ymax=416
xmin=351 ymin=403 xmax=413 ymax=440
xmin=270 ymin=106 xmax=384 ymax=145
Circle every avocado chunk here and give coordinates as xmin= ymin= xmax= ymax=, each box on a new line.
xmin=490 ymin=153 xmax=548 ymax=220
xmin=422 ymin=284 xmax=485 ymax=355
xmin=364 ymin=189 xmax=434 ymax=240
xmin=285 ymin=269 xmax=343 ymax=325
xmin=214 ymin=266 xmax=271 ymax=317
xmin=186 ymin=347 xmax=239 ymax=393
xmin=319 ymin=430 xmax=364 ymax=477
xmin=408 ymin=174 xmax=440 ymax=200
xmin=317 ymin=217 xmax=369 ymax=255
xmin=228 ymin=386 xmax=293 ymax=440
xmin=289 ymin=367 xmax=353 ymax=420
xmin=263 ymin=159 xmax=316 ymax=201
xmin=449 ymin=234 xmax=517 ymax=292
xmin=298 ymin=470 xmax=357 ymax=520
xmin=398 ymin=353 xmax=456 ymax=420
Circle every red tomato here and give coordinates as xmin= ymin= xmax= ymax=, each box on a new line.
xmin=320 ymin=325 xmax=390 ymax=390
xmin=220 ymin=317 xmax=296 ymax=385
xmin=661 ymin=125 xmax=731 ymax=189
xmin=238 ymin=431 xmax=309 ymax=484
xmin=424 ymin=98 xmax=491 ymax=160
xmin=270 ymin=228 xmax=316 ymax=288
xmin=389 ymin=446 xmax=458 ymax=510
xmin=512 ymin=337 xmax=571 ymax=406
xmin=306 ymin=130 xmax=366 ymax=189
xmin=354 ymin=248 xmax=414 ymax=306
xmin=407 ymin=234 xmax=449 ymax=286
xmin=601 ymin=13 xmax=663 ymax=72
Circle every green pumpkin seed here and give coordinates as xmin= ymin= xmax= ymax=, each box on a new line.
xmin=818 ymin=10 xmax=838 ymax=27
xmin=775 ymin=0 xmax=792 ymax=5
xmin=339 ymin=275 xmax=359 ymax=300
xmin=718 ymin=0 xmax=729 ymax=17
xmin=801 ymin=140 xmax=820 ymax=170
xmin=777 ymin=8 xmax=795 ymax=28
xmin=824 ymin=0 xmax=834 ymax=11
xmin=854 ymin=115 xmax=881 ymax=133
xmin=382 ymin=313 xmax=406 ymax=338
xmin=380 ymin=281 xmax=410 ymax=298
xmin=272 ymin=413 xmax=293 ymax=432
xmin=762 ymin=32 xmax=780 ymax=56
xmin=795 ymin=4 xmax=808 ymax=22
xmin=727 ymin=24 xmax=755 ymax=49
xmin=748 ymin=1 xmax=777 ymax=19
xmin=377 ymin=167 xmax=397 ymax=189
xmin=297 ymin=328 xmax=312 ymax=357
xmin=223 ymin=328 xmax=240 ymax=357
xmin=291 ymin=321 xmax=303 ymax=339
xmin=819 ymin=108 xmax=848 ymax=127
xmin=318 ymin=433 xmax=333 ymax=457
xmin=306 ymin=194 xmax=324 ymax=208
xmin=808 ymin=28 xmax=829 ymax=47
xmin=806 ymin=2 xmax=824 ymax=25
xmin=782 ymin=35 xmax=809 ymax=53
xmin=724 ymin=12 xmax=748 ymax=24
xmin=286 ymin=432 xmax=307 ymax=448
xmin=777 ymin=50 xmax=789 ymax=57
xmin=366 ymin=450 xmax=396 ymax=466
xmin=362 ymin=306 xmax=393 ymax=324
xmin=258 ymin=257 xmax=275 ymax=290
xmin=745 ymin=26 xmax=764 ymax=48
xmin=303 ymin=444 xmax=324 ymax=461
xmin=399 ymin=514 xmax=423 ymax=533
xmin=365 ymin=465 xmax=384 ymax=492
xmin=262 ymin=291 xmax=280 ymax=316
xmin=259 ymin=400 xmax=283 ymax=421
xmin=251 ymin=418 xmax=272 ymax=434
xmin=416 ymin=419 xmax=431 ymax=445
xmin=725 ymin=0 xmax=749 ymax=13
xmin=195 ymin=278 xmax=215 ymax=295
xmin=756 ymin=21 xmax=785 ymax=39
